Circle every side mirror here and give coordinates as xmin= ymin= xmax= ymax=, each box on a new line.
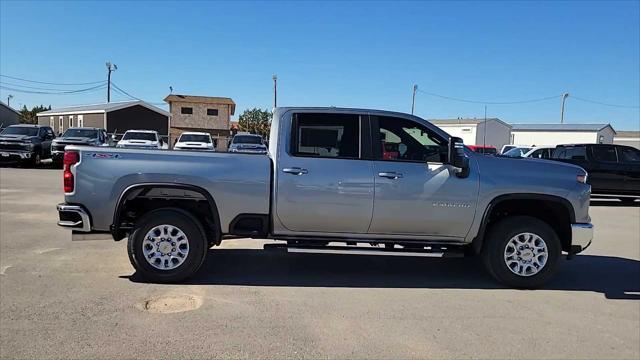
xmin=448 ymin=137 xmax=470 ymax=178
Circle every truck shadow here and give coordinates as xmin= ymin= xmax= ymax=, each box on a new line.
xmin=127 ymin=250 xmax=640 ymax=300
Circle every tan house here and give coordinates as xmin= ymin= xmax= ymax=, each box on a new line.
xmin=164 ymin=94 xmax=235 ymax=149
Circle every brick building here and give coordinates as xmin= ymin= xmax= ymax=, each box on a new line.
xmin=164 ymin=94 xmax=235 ymax=149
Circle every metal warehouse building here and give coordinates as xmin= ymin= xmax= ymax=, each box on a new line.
xmin=36 ymin=100 xmax=169 ymax=139
xmin=0 ymin=101 xmax=20 ymax=128
xmin=510 ymin=123 xmax=616 ymax=146
xmin=430 ymin=118 xmax=512 ymax=150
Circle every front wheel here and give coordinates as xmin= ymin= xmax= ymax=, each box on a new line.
xmin=482 ymin=216 xmax=561 ymax=289
xmin=127 ymin=208 xmax=208 ymax=283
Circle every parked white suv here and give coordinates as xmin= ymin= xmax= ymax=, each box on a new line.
xmin=174 ymin=132 xmax=215 ymax=151
xmin=116 ymin=130 xmax=166 ymax=150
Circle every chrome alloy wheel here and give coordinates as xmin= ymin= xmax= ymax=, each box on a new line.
xmin=504 ymin=232 xmax=548 ymax=277
xmin=142 ymin=225 xmax=189 ymax=270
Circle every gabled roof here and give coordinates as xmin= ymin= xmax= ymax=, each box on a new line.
xmin=511 ymin=123 xmax=615 ymax=133
xmin=429 ymin=118 xmax=512 ymax=128
xmin=0 ymin=101 xmax=20 ymax=115
xmin=164 ymin=94 xmax=236 ymax=115
xmin=36 ymin=100 xmax=169 ymax=117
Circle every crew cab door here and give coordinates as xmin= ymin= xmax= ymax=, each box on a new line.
xmin=274 ymin=112 xmax=375 ymax=233
xmin=367 ymin=115 xmax=478 ymax=238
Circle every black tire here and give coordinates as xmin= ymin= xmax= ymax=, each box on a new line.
xmin=482 ymin=216 xmax=561 ymax=289
xmin=127 ymin=208 xmax=208 ymax=283
xmin=28 ymin=152 xmax=41 ymax=168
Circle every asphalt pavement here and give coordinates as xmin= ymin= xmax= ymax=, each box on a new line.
xmin=1 ymin=167 xmax=639 ymax=359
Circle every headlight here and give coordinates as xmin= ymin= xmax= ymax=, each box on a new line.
xmin=24 ymin=143 xmax=34 ymax=150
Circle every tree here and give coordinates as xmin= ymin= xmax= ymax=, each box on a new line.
xmin=19 ymin=104 xmax=51 ymax=124
xmin=237 ymin=108 xmax=272 ymax=139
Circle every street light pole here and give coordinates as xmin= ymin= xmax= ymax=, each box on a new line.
xmin=272 ymin=74 xmax=278 ymax=109
xmin=411 ymin=84 xmax=418 ymax=115
xmin=7 ymin=94 xmax=13 ymax=107
xmin=560 ymin=92 xmax=569 ymax=124
xmin=106 ymin=61 xmax=118 ymax=103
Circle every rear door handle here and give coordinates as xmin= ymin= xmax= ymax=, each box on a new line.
xmin=378 ymin=172 xmax=403 ymax=179
xmin=282 ymin=167 xmax=308 ymax=175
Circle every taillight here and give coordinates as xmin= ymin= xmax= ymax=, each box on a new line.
xmin=63 ymin=151 xmax=79 ymax=193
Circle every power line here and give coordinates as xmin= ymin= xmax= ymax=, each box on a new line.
xmin=416 ymin=89 xmax=561 ymax=105
xmin=571 ymin=96 xmax=640 ymax=109
xmin=0 ymin=80 xmax=106 ymax=91
xmin=111 ymin=83 xmax=166 ymax=106
xmin=0 ymin=83 xmax=107 ymax=95
xmin=0 ymin=74 xmax=105 ymax=86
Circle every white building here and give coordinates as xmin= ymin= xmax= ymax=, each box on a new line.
xmin=430 ymin=118 xmax=512 ymax=149
xmin=613 ymin=131 xmax=640 ymax=149
xmin=510 ymin=124 xmax=616 ymax=146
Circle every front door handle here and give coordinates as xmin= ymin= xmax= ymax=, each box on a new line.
xmin=282 ymin=167 xmax=308 ymax=175
xmin=378 ymin=172 xmax=403 ymax=179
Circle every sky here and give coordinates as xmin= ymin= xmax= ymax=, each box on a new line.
xmin=1 ymin=1 xmax=639 ymax=130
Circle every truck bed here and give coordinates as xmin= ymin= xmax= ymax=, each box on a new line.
xmin=64 ymin=146 xmax=272 ymax=233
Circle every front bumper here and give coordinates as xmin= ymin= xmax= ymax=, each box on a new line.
xmin=0 ymin=150 xmax=34 ymax=162
xmin=570 ymin=223 xmax=593 ymax=254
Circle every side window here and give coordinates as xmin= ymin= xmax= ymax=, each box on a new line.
xmin=619 ymin=147 xmax=640 ymax=163
xmin=292 ymin=113 xmax=360 ymax=159
xmin=554 ymin=146 xmax=586 ymax=160
xmin=592 ymin=146 xmax=617 ymax=162
xmin=181 ymin=107 xmax=193 ymax=115
xmin=374 ymin=116 xmax=446 ymax=163
xmin=68 ymin=116 xmax=73 ymax=128
xmin=38 ymin=128 xmax=46 ymax=138
xmin=530 ymin=149 xmax=544 ymax=159
xmin=46 ymin=128 xmax=54 ymax=139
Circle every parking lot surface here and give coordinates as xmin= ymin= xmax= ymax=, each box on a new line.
xmin=1 ymin=167 xmax=639 ymax=359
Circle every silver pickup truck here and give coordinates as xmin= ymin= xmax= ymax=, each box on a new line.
xmin=56 ymin=107 xmax=593 ymax=288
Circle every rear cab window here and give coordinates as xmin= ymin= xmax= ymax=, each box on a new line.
xmin=291 ymin=113 xmax=362 ymax=159
xmin=553 ymin=146 xmax=587 ymax=160
xmin=591 ymin=146 xmax=618 ymax=162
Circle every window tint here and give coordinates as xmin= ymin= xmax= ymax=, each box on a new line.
xmin=38 ymin=128 xmax=46 ymax=137
xmin=374 ymin=116 xmax=446 ymax=162
xmin=181 ymin=107 xmax=193 ymax=115
xmin=619 ymin=147 xmax=640 ymax=162
xmin=207 ymin=108 xmax=218 ymax=116
xmin=592 ymin=146 xmax=617 ymax=162
xmin=292 ymin=113 xmax=360 ymax=159
xmin=553 ymin=146 xmax=586 ymax=160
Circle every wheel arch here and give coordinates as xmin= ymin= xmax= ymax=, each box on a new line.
xmin=111 ymin=183 xmax=221 ymax=245
xmin=471 ymin=193 xmax=575 ymax=254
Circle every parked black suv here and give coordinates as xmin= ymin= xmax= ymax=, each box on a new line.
xmin=51 ymin=127 xmax=112 ymax=167
xmin=0 ymin=124 xmax=55 ymax=167
xmin=551 ymin=144 xmax=640 ymax=201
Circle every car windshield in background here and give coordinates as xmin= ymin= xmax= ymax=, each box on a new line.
xmin=503 ymin=147 xmax=532 ymax=157
xmin=180 ymin=134 xmax=211 ymax=143
xmin=62 ymin=129 xmax=98 ymax=138
xmin=122 ymin=132 xmax=157 ymax=141
xmin=0 ymin=127 xmax=39 ymax=136
xmin=233 ymin=135 xmax=262 ymax=144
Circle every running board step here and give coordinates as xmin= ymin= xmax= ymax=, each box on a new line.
xmin=263 ymin=244 xmax=464 ymax=258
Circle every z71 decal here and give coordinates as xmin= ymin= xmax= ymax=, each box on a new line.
xmin=85 ymin=153 xmax=121 ymax=159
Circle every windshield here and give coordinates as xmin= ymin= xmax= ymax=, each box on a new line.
xmin=122 ymin=132 xmax=157 ymax=141
xmin=179 ymin=134 xmax=211 ymax=143
xmin=233 ymin=135 xmax=262 ymax=145
xmin=62 ymin=129 xmax=98 ymax=138
xmin=0 ymin=127 xmax=39 ymax=136
xmin=503 ymin=147 xmax=532 ymax=157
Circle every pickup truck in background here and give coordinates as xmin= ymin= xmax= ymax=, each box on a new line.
xmin=0 ymin=124 xmax=55 ymax=167
xmin=550 ymin=143 xmax=640 ymax=201
xmin=173 ymin=132 xmax=216 ymax=151
xmin=228 ymin=133 xmax=267 ymax=154
xmin=116 ymin=130 xmax=167 ymax=150
xmin=51 ymin=127 xmax=112 ymax=167
xmin=56 ymin=107 xmax=593 ymax=288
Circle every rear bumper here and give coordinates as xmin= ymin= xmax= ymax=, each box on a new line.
xmin=570 ymin=223 xmax=593 ymax=254
xmin=57 ymin=203 xmax=91 ymax=232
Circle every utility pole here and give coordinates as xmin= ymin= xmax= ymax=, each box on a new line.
xmin=411 ymin=84 xmax=418 ymax=115
xmin=106 ymin=61 xmax=118 ymax=103
xmin=272 ymin=74 xmax=278 ymax=109
xmin=7 ymin=94 xmax=13 ymax=107
xmin=560 ymin=92 xmax=569 ymax=124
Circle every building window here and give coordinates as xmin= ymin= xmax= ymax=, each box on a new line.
xmin=49 ymin=117 xmax=54 ymax=127
xmin=68 ymin=116 xmax=74 ymax=128
xmin=59 ymin=116 xmax=64 ymax=133
xmin=181 ymin=107 xmax=193 ymax=115
xmin=77 ymin=115 xmax=84 ymax=127
xmin=207 ymin=108 xmax=218 ymax=116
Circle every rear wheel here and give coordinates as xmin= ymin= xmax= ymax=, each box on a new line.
xmin=482 ymin=216 xmax=561 ymax=289
xmin=127 ymin=208 xmax=208 ymax=283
